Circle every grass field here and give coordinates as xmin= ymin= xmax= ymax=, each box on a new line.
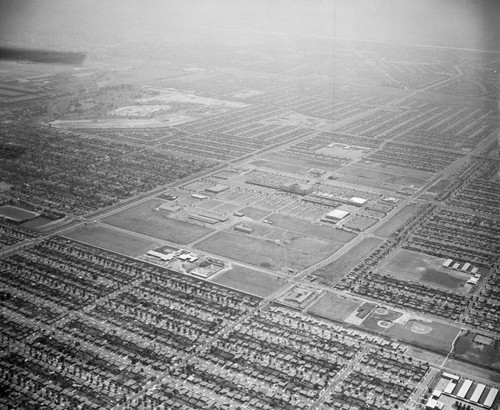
xmin=266 ymin=214 xmax=356 ymax=242
xmin=308 ymin=291 xmax=363 ymax=321
xmin=315 ymin=237 xmax=382 ymax=284
xmin=374 ymin=204 xmax=421 ymax=238
xmin=211 ymin=265 xmax=284 ymax=297
xmin=386 ymin=319 xmax=460 ymax=354
xmin=63 ymin=224 xmax=160 ymax=257
xmin=380 ymin=248 xmax=468 ymax=291
xmin=102 ymin=199 xmax=213 ymax=244
xmin=196 ymin=230 xmax=340 ymax=271
xmin=453 ymin=332 xmax=500 ymax=370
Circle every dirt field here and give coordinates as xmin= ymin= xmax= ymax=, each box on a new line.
xmin=266 ymin=214 xmax=356 ymax=242
xmin=101 ymin=199 xmax=213 ymax=244
xmin=308 ymin=292 xmax=363 ymax=321
xmin=314 ymin=237 xmax=382 ymax=284
xmin=386 ymin=319 xmax=460 ymax=354
xmin=380 ymin=249 xmax=468 ymax=291
xmin=63 ymin=224 xmax=160 ymax=257
xmin=211 ymin=265 xmax=284 ymax=297
xmin=374 ymin=204 xmax=421 ymax=237
xmin=195 ymin=230 xmax=340 ymax=271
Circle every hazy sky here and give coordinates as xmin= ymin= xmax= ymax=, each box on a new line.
xmin=0 ymin=0 xmax=499 ymax=51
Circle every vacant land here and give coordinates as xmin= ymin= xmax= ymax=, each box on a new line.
xmin=374 ymin=204 xmax=421 ymax=237
xmin=314 ymin=237 xmax=382 ymax=284
xmin=266 ymin=214 xmax=356 ymax=242
xmin=386 ymin=319 xmax=460 ymax=354
xmin=102 ymin=199 xmax=213 ymax=244
xmin=453 ymin=332 xmax=500 ymax=370
xmin=196 ymin=231 xmax=340 ymax=271
xmin=308 ymin=291 xmax=363 ymax=322
xmin=380 ymin=248 xmax=468 ymax=291
xmin=63 ymin=224 xmax=160 ymax=257
xmin=211 ymin=265 xmax=284 ymax=297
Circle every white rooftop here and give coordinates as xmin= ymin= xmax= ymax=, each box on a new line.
xmin=325 ymin=209 xmax=350 ymax=220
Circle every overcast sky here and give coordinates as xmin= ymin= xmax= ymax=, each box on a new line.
xmin=0 ymin=0 xmax=499 ymax=51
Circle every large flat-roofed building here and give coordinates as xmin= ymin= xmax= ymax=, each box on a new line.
xmin=323 ymin=209 xmax=350 ymax=222
xmin=456 ymin=380 xmax=472 ymax=398
xmin=348 ymin=197 xmax=367 ymax=207
xmin=484 ymin=388 xmax=498 ymax=408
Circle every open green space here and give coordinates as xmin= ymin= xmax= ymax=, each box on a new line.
xmin=211 ymin=265 xmax=284 ymax=297
xmin=453 ymin=332 xmax=500 ymax=371
xmin=374 ymin=204 xmax=421 ymax=237
xmin=386 ymin=319 xmax=460 ymax=354
xmin=266 ymin=214 xmax=355 ymax=242
xmin=380 ymin=248 xmax=468 ymax=291
xmin=63 ymin=224 xmax=160 ymax=257
xmin=314 ymin=237 xmax=382 ymax=285
xmin=102 ymin=199 xmax=213 ymax=245
xmin=308 ymin=292 xmax=363 ymax=322
xmin=196 ymin=230 xmax=340 ymax=271
xmin=361 ymin=307 xmax=402 ymax=333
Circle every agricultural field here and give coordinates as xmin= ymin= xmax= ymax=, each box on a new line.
xmin=101 ymin=199 xmax=213 ymax=245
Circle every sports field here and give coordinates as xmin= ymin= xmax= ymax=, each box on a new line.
xmin=266 ymin=214 xmax=355 ymax=242
xmin=196 ymin=230 xmax=340 ymax=271
xmin=380 ymin=249 xmax=468 ymax=291
xmin=308 ymin=291 xmax=363 ymax=322
xmin=314 ymin=237 xmax=382 ymax=284
xmin=63 ymin=224 xmax=160 ymax=257
xmin=211 ymin=265 xmax=284 ymax=297
xmin=102 ymin=199 xmax=213 ymax=244
xmin=386 ymin=319 xmax=460 ymax=354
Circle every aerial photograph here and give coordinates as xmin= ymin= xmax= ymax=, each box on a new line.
xmin=0 ymin=0 xmax=499 ymax=409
